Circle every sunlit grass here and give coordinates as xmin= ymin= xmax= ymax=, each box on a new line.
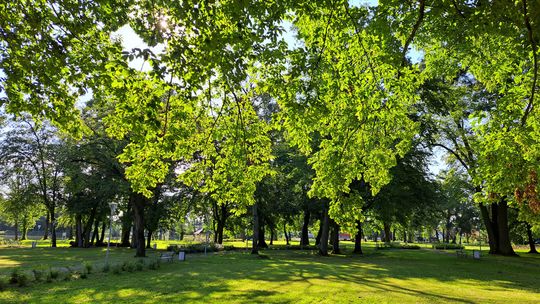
xmin=0 ymin=243 xmax=539 ymax=303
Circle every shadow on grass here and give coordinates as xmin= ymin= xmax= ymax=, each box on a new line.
xmin=1 ymin=247 xmax=539 ymax=303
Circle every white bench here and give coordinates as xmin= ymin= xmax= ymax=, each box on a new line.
xmin=159 ymin=252 xmax=174 ymax=262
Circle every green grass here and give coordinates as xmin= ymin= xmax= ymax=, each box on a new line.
xmin=0 ymin=243 xmax=539 ymax=303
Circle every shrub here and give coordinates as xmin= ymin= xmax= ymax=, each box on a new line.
xmin=102 ymin=263 xmax=110 ymax=273
xmin=32 ymin=268 xmax=46 ymax=282
xmin=375 ymin=242 xmax=421 ymax=250
xmin=122 ymin=261 xmax=135 ymax=272
xmin=80 ymin=270 xmax=88 ymax=279
xmin=148 ymin=259 xmax=160 ymax=270
xmin=433 ymin=243 xmax=464 ymax=250
xmin=9 ymin=269 xmax=19 ymax=284
xmin=49 ymin=268 xmax=60 ymax=280
xmin=0 ymin=277 xmax=6 ymax=291
xmin=135 ymin=260 xmax=144 ymax=271
xmin=83 ymin=262 xmax=93 ymax=274
xmin=112 ymin=264 xmax=122 ymax=275
xmin=10 ymin=270 xmax=29 ymax=287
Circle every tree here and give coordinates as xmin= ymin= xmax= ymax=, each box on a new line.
xmin=0 ymin=168 xmax=43 ymax=240
xmin=0 ymin=118 xmax=64 ymax=247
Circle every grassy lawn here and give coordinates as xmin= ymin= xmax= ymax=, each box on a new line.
xmin=1 ymin=242 xmax=539 ymax=303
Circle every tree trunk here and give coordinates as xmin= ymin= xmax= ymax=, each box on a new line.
xmin=21 ymin=219 xmax=28 ymax=241
xmin=120 ymin=201 xmax=132 ymax=247
xmin=300 ymin=208 xmax=310 ymax=247
xmin=98 ymin=221 xmax=106 ymax=245
xmin=258 ymin=225 xmax=268 ymax=248
xmin=131 ymin=192 xmax=147 ymax=257
xmin=353 ymin=220 xmax=363 ymax=254
xmin=269 ymin=227 xmax=274 ymax=246
xmin=315 ymin=217 xmax=323 ymax=246
xmin=43 ymin=211 xmax=49 ymax=240
xmin=331 ymin=220 xmax=341 ymax=254
xmin=383 ymin=222 xmax=391 ymax=243
xmin=50 ymin=206 xmax=57 ymax=248
xmin=76 ymin=214 xmax=83 ymax=248
xmin=318 ymin=206 xmax=330 ymax=256
xmin=403 ymin=230 xmax=407 ymax=243
xmin=251 ymin=204 xmax=259 ymax=254
xmin=526 ymin=223 xmax=538 ymax=254
xmin=83 ymin=206 xmax=97 ymax=248
xmin=146 ymin=230 xmax=152 ymax=249
xmin=496 ymin=200 xmax=517 ymax=256
xmin=215 ymin=204 xmax=227 ymax=245
xmin=479 ymin=198 xmax=499 ymax=254
xmin=284 ymin=222 xmax=290 ymax=245
xmin=91 ymin=218 xmax=99 ymax=246
xmin=14 ymin=221 xmax=19 ymax=241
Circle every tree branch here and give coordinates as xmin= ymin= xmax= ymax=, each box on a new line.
xmin=521 ymin=0 xmax=538 ymax=126
xmin=398 ymin=0 xmax=425 ymax=78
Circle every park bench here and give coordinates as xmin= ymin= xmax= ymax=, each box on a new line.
xmin=159 ymin=251 xmax=175 ymax=262
xmin=456 ymin=249 xmax=467 ymax=258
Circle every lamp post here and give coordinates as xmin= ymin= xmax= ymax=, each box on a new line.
xmin=106 ymin=202 xmax=118 ymax=263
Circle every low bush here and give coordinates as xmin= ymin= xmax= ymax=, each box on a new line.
xmin=433 ymin=243 xmax=464 ymax=250
xmin=147 ymin=259 xmax=160 ymax=270
xmin=83 ymin=262 xmax=93 ymax=274
xmin=135 ymin=259 xmax=144 ymax=271
xmin=376 ymin=242 xmax=421 ymax=250
xmin=166 ymin=243 xmax=236 ymax=254
xmin=10 ymin=270 xmax=29 ymax=287
xmin=32 ymin=267 xmax=46 ymax=282
xmin=268 ymin=245 xmax=319 ymax=251
xmin=80 ymin=271 xmax=88 ymax=279
xmin=102 ymin=263 xmax=110 ymax=273
xmin=112 ymin=264 xmax=122 ymax=275
xmin=49 ymin=268 xmax=60 ymax=281
xmin=0 ymin=277 xmax=6 ymax=291
xmin=122 ymin=261 xmax=136 ymax=272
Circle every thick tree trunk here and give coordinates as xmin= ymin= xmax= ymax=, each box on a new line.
xmin=526 ymin=223 xmax=538 ymax=254
xmin=300 ymin=209 xmax=310 ymax=247
xmin=258 ymin=225 xmax=268 ymax=248
xmin=403 ymin=230 xmax=407 ymax=243
xmin=131 ymin=226 xmax=138 ymax=248
xmin=383 ymin=222 xmax=391 ymax=243
xmin=318 ymin=207 xmax=330 ymax=256
xmin=331 ymin=220 xmax=341 ymax=254
xmin=131 ymin=192 xmax=147 ymax=257
xmin=14 ymin=221 xmax=19 ymax=241
xmin=479 ymin=198 xmax=499 ymax=254
xmin=251 ymin=204 xmax=259 ymax=254
xmin=392 ymin=228 xmax=396 ymax=241
xmin=353 ymin=220 xmax=363 ymax=254
xmin=496 ymin=200 xmax=517 ymax=256
xmin=284 ymin=222 xmax=290 ymax=245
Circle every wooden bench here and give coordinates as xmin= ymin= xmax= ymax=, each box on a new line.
xmin=456 ymin=249 xmax=467 ymax=258
xmin=159 ymin=252 xmax=175 ymax=262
